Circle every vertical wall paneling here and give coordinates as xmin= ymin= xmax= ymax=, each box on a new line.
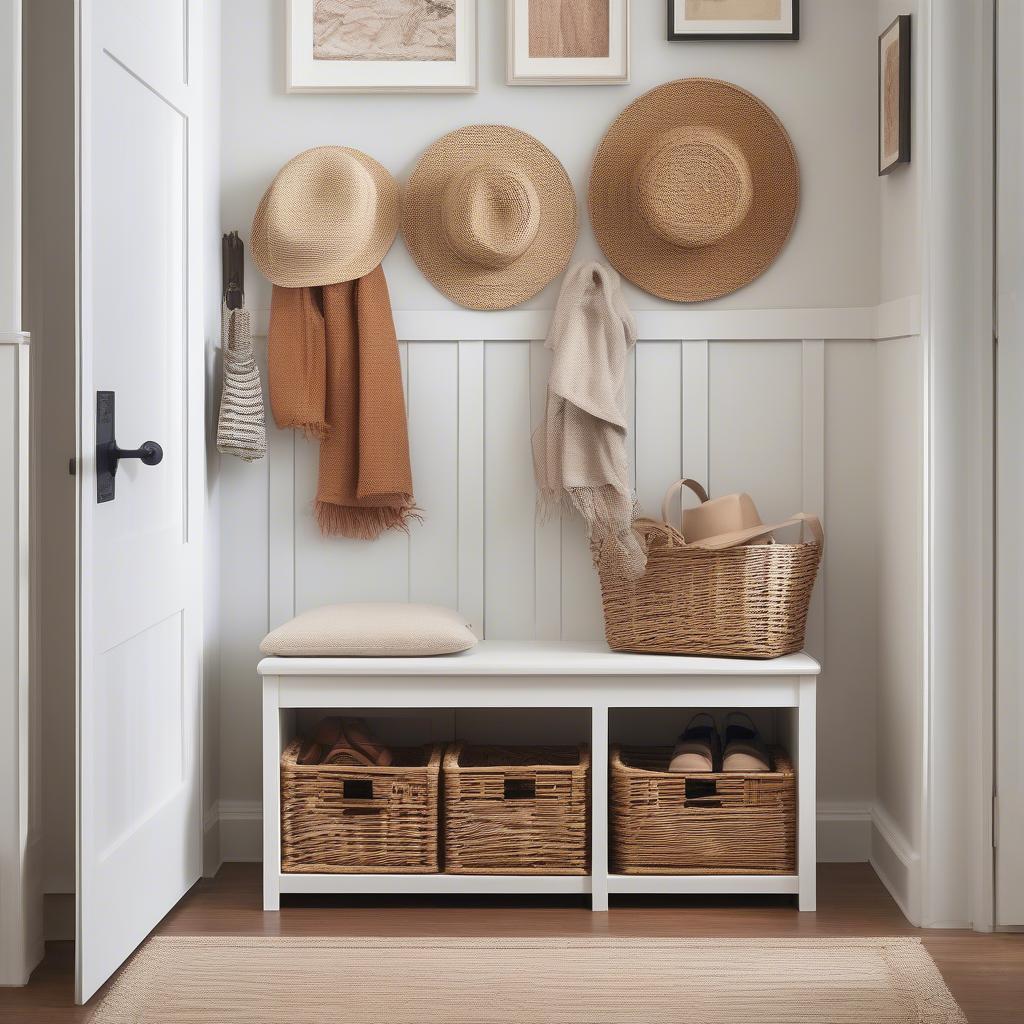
xmin=483 ymin=341 xmax=535 ymax=639
xmin=681 ymin=340 xmax=710 ymax=489
xmin=634 ymin=341 xmax=683 ymax=519
xmin=530 ymin=339 xmax=561 ymax=640
xmin=266 ymin=414 xmax=295 ymax=630
xmin=709 ymin=341 xmax=803 ymax=524
xmin=456 ymin=340 xmax=485 ymax=635
xmin=408 ymin=341 xmax=459 ymax=609
xmin=267 ymin=335 xmax=832 ymax=650
xmin=801 ymin=340 xmax=827 ymax=662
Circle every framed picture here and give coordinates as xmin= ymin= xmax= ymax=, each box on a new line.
xmin=878 ymin=15 xmax=911 ymax=174
xmin=667 ymin=0 xmax=798 ymax=40
xmin=286 ymin=0 xmax=477 ymax=93
xmin=507 ymin=0 xmax=629 ymax=86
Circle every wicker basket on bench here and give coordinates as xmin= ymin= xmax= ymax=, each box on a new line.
xmin=280 ymin=739 xmax=443 ymax=874
xmin=443 ymin=743 xmax=590 ymax=875
xmin=597 ymin=480 xmax=824 ymax=658
xmin=610 ymin=744 xmax=796 ymax=875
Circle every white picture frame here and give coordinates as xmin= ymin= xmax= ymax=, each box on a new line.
xmin=287 ymin=0 xmax=478 ymax=94
xmin=507 ymin=0 xmax=630 ymax=86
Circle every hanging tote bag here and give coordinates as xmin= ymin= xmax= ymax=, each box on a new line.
xmin=597 ymin=480 xmax=824 ymax=658
xmin=216 ymin=303 xmax=267 ymax=462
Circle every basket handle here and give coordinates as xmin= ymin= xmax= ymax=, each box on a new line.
xmin=660 ymin=479 xmax=710 ymax=528
xmin=632 ymin=517 xmax=686 ymax=549
xmin=503 ymin=778 xmax=537 ymax=800
xmin=687 ymin=512 xmax=825 ymax=552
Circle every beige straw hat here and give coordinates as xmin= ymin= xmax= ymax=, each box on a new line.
xmin=251 ymin=146 xmax=401 ymax=288
xmin=403 ymin=125 xmax=578 ymax=311
xmin=589 ymin=79 xmax=800 ymax=303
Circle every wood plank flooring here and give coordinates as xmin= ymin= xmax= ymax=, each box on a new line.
xmin=2 ymin=863 xmax=1021 ymax=1022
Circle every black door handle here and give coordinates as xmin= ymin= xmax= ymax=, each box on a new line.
xmin=96 ymin=391 xmax=163 ymax=503
xmin=108 ymin=441 xmax=164 ymax=467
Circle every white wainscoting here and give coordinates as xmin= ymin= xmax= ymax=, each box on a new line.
xmin=215 ymin=318 xmax=907 ymax=873
xmin=267 ymin=337 xmax=828 ymax=644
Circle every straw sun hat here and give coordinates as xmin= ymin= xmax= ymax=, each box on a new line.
xmin=252 ymin=146 xmax=401 ymax=288
xmin=589 ymin=79 xmax=800 ymax=303
xmin=403 ymin=125 xmax=578 ymax=311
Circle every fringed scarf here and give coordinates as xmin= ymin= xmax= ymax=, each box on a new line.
xmin=269 ymin=266 xmax=419 ymax=539
xmin=532 ymin=262 xmax=646 ymax=580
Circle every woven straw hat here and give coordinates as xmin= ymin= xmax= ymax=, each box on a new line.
xmin=589 ymin=79 xmax=799 ymax=303
xmin=252 ymin=146 xmax=401 ymax=288
xmin=403 ymin=125 xmax=578 ymax=311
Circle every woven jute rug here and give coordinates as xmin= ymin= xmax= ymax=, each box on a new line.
xmin=92 ymin=935 xmax=966 ymax=1023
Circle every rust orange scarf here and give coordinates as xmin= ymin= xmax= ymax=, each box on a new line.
xmin=268 ymin=266 xmax=418 ymax=539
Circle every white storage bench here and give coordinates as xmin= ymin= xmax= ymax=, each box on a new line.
xmin=259 ymin=641 xmax=820 ymax=913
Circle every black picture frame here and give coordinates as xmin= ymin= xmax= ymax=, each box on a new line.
xmin=667 ymin=0 xmax=799 ymax=41
xmin=878 ymin=14 xmax=911 ymax=175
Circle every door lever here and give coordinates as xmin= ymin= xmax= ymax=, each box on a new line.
xmin=106 ymin=441 xmax=164 ymax=467
xmin=96 ymin=391 xmax=163 ymax=503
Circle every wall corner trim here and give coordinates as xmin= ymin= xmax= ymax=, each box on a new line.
xmin=870 ymin=803 xmax=922 ymax=926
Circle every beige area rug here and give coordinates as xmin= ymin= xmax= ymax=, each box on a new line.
xmin=92 ymin=936 xmax=966 ymax=1023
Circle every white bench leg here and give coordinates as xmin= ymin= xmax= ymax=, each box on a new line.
xmin=262 ymin=675 xmax=281 ymax=912
xmin=590 ymin=704 xmax=609 ymax=912
xmin=797 ymin=678 xmax=817 ymax=912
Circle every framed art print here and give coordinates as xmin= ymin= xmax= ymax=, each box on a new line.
xmin=878 ymin=14 xmax=911 ymax=174
xmin=667 ymin=0 xmax=799 ymax=40
xmin=287 ymin=0 xmax=478 ymax=93
xmin=507 ymin=0 xmax=629 ymax=86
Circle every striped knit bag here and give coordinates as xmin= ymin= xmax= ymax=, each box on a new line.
xmin=217 ymin=302 xmax=267 ymax=461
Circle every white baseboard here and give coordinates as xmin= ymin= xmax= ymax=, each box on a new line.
xmin=217 ymin=800 xmax=264 ymax=864
xmin=208 ymin=800 xmax=875 ymax=867
xmin=869 ymin=803 xmax=922 ymax=925
xmin=817 ymin=802 xmax=873 ymax=862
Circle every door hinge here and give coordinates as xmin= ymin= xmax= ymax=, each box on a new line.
xmin=993 ymin=794 xmax=999 ymax=849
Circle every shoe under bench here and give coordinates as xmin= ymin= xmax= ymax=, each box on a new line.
xmin=259 ymin=641 xmax=820 ymax=914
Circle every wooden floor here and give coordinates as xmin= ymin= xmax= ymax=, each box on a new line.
xmin=2 ymin=863 xmax=1022 ymax=1022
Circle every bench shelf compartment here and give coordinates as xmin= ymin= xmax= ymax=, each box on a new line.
xmin=260 ymin=641 xmax=820 ymax=913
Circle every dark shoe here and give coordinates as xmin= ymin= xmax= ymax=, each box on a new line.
xmin=669 ymin=713 xmax=721 ymax=772
xmin=722 ymin=712 xmax=771 ymax=772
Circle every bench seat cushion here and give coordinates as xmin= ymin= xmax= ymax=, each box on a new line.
xmin=259 ymin=603 xmax=478 ymax=657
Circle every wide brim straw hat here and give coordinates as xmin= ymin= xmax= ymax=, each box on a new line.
xmin=403 ymin=125 xmax=578 ymax=311
xmin=252 ymin=146 xmax=401 ymax=288
xmin=589 ymin=79 xmax=800 ymax=303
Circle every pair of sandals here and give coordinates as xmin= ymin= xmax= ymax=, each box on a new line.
xmin=668 ymin=713 xmax=771 ymax=773
xmin=298 ymin=716 xmax=393 ymax=767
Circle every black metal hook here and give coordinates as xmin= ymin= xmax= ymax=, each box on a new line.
xmin=222 ymin=231 xmax=244 ymax=311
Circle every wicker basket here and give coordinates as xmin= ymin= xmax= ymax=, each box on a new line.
xmin=610 ymin=744 xmax=796 ymax=875
xmin=443 ymin=744 xmax=590 ymax=875
xmin=598 ymin=481 xmax=823 ymax=658
xmin=280 ymin=739 xmax=442 ymax=874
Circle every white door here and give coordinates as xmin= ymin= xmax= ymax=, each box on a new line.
xmin=77 ymin=0 xmax=204 ymax=1002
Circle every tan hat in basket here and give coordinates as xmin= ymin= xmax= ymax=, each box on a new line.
xmin=251 ymin=146 xmax=401 ymax=288
xmin=660 ymin=479 xmax=824 ymax=551
xmin=403 ymin=125 xmax=578 ymax=311
xmin=589 ymin=79 xmax=800 ymax=303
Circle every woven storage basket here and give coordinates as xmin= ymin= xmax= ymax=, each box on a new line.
xmin=610 ymin=744 xmax=796 ymax=875
xmin=599 ymin=481 xmax=823 ymax=658
xmin=443 ymin=744 xmax=590 ymax=875
xmin=280 ymin=739 xmax=442 ymax=874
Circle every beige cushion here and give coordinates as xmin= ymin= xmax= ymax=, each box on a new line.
xmin=259 ymin=603 xmax=478 ymax=658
